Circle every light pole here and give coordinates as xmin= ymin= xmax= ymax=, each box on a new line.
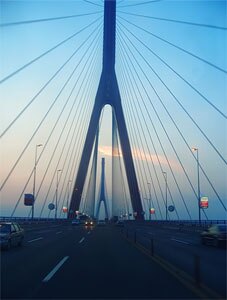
xmin=32 ymin=144 xmax=43 ymax=219
xmin=147 ymin=183 xmax=151 ymax=221
xmin=192 ymin=147 xmax=201 ymax=224
xmin=55 ymin=169 xmax=62 ymax=220
xmin=163 ymin=172 xmax=167 ymax=221
xmin=67 ymin=180 xmax=72 ymax=215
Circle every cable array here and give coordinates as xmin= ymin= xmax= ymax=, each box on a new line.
xmin=115 ymin=1 xmax=226 ymax=219
xmin=1 ymin=0 xmax=226 ymax=220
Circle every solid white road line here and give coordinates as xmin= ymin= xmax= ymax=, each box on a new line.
xmin=171 ymin=238 xmax=190 ymax=245
xmin=79 ymin=237 xmax=85 ymax=243
xmin=56 ymin=231 xmax=62 ymax=234
xmin=42 ymin=256 xmax=69 ymax=283
xmin=28 ymin=237 xmax=43 ymax=243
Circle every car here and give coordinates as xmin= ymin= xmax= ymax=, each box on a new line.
xmin=97 ymin=220 xmax=106 ymax=226
xmin=85 ymin=220 xmax=94 ymax=227
xmin=71 ymin=219 xmax=80 ymax=226
xmin=0 ymin=222 xmax=24 ymax=250
xmin=115 ymin=220 xmax=124 ymax=227
xmin=201 ymin=224 xmax=227 ymax=247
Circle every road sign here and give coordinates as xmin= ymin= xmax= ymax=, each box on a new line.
xmin=200 ymin=197 xmax=208 ymax=209
xmin=168 ymin=205 xmax=175 ymax=212
xmin=24 ymin=194 xmax=34 ymax=206
xmin=149 ymin=208 xmax=155 ymax=214
xmin=62 ymin=206 xmax=68 ymax=213
xmin=48 ymin=203 xmax=55 ymax=210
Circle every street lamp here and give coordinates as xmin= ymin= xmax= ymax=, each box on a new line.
xmin=55 ymin=169 xmax=62 ymax=220
xmin=192 ymin=147 xmax=201 ymax=224
xmin=163 ymin=172 xmax=167 ymax=221
xmin=67 ymin=180 xmax=72 ymax=213
xmin=147 ymin=183 xmax=151 ymax=221
xmin=32 ymin=144 xmax=43 ymax=219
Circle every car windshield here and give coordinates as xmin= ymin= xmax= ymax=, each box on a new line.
xmin=218 ymin=225 xmax=227 ymax=232
xmin=0 ymin=224 xmax=11 ymax=233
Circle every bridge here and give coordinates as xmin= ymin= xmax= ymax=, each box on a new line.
xmin=0 ymin=0 xmax=226 ymax=299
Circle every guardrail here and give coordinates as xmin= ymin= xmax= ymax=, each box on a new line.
xmin=121 ymin=225 xmax=226 ymax=298
xmin=0 ymin=216 xmax=69 ymax=224
xmin=125 ymin=220 xmax=227 ymax=230
xmin=1 ymin=217 xmax=226 ymax=225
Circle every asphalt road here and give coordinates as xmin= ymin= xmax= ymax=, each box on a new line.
xmin=124 ymin=223 xmax=226 ymax=297
xmin=1 ymin=223 xmax=226 ymax=299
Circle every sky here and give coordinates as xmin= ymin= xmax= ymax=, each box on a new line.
xmin=0 ymin=0 xmax=226 ymax=220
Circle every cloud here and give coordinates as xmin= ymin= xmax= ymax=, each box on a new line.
xmin=98 ymin=145 xmax=181 ymax=171
xmin=99 ymin=145 xmax=121 ymax=157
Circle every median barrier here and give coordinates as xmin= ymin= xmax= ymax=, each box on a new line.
xmin=121 ymin=226 xmax=214 ymax=294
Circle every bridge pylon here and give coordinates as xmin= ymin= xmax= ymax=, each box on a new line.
xmin=96 ymin=158 xmax=109 ymax=220
xmin=68 ymin=0 xmax=144 ymax=220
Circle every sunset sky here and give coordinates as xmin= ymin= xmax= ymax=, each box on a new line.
xmin=1 ymin=0 xmax=226 ymax=220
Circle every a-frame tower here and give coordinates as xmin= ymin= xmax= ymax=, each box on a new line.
xmin=96 ymin=158 xmax=109 ymax=220
xmin=68 ymin=0 xmax=144 ymax=220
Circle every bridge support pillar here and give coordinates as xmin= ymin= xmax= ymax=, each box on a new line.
xmin=68 ymin=0 xmax=144 ymax=220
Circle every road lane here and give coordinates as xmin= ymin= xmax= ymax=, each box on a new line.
xmin=1 ymin=225 xmax=87 ymax=299
xmin=1 ymin=223 xmax=225 ymax=299
xmin=34 ymin=225 xmax=198 ymax=299
xmin=124 ymin=223 xmax=226 ymax=297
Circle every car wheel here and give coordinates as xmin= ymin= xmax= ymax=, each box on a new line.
xmin=201 ymin=237 xmax=206 ymax=245
xmin=213 ymin=238 xmax=219 ymax=247
xmin=18 ymin=237 xmax=24 ymax=246
xmin=6 ymin=240 xmax=11 ymax=250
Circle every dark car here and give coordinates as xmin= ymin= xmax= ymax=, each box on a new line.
xmin=97 ymin=220 xmax=106 ymax=226
xmin=201 ymin=224 xmax=227 ymax=247
xmin=0 ymin=222 xmax=24 ymax=250
xmin=71 ymin=219 xmax=80 ymax=226
xmin=85 ymin=220 xmax=94 ymax=227
xmin=115 ymin=220 xmax=124 ymax=227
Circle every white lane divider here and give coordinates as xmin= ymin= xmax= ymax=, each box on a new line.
xmin=87 ymin=231 xmax=91 ymax=235
xmin=79 ymin=237 xmax=85 ymax=244
xmin=56 ymin=231 xmax=62 ymax=234
xmin=171 ymin=238 xmax=190 ymax=245
xmin=28 ymin=237 xmax=43 ymax=243
xmin=42 ymin=256 xmax=69 ymax=283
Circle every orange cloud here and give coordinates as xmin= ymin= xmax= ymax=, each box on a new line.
xmin=98 ymin=145 xmax=181 ymax=171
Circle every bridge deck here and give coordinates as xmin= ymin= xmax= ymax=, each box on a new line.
xmin=1 ymin=223 xmax=226 ymax=299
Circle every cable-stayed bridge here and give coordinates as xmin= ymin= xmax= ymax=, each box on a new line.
xmin=0 ymin=1 xmax=226 ymax=298
xmin=1 ymin=0 xmax=226 ymax=222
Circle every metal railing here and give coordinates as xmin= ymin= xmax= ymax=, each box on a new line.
xmin=120 ymin=225 xmax=226 ymax=298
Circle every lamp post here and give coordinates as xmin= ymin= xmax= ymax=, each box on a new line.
xmin=163 ymin=172 xmax=167 ymax=221
xmin=32 ymin=144 xmax=43 ymax=219
xmin=67 ymin=180 xmax=72 ymax=216
xmin=55 ymin=169 xmax=62 ymax=220
xmin=147 ymin=183 xmax=151 ymax=221
xmin=192 ymin=147 xmax=201 ymax=224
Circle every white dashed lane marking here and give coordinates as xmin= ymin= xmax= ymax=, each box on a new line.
xmin=42 ymin=256 xmax=69 ymax=282
xmin=28 ymin=237 xmax=43 ymax=243
xmin=171 ymin=238 xmax=190 ymax=245
xmin=79 ymin=237 xmax=85 ymax=244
